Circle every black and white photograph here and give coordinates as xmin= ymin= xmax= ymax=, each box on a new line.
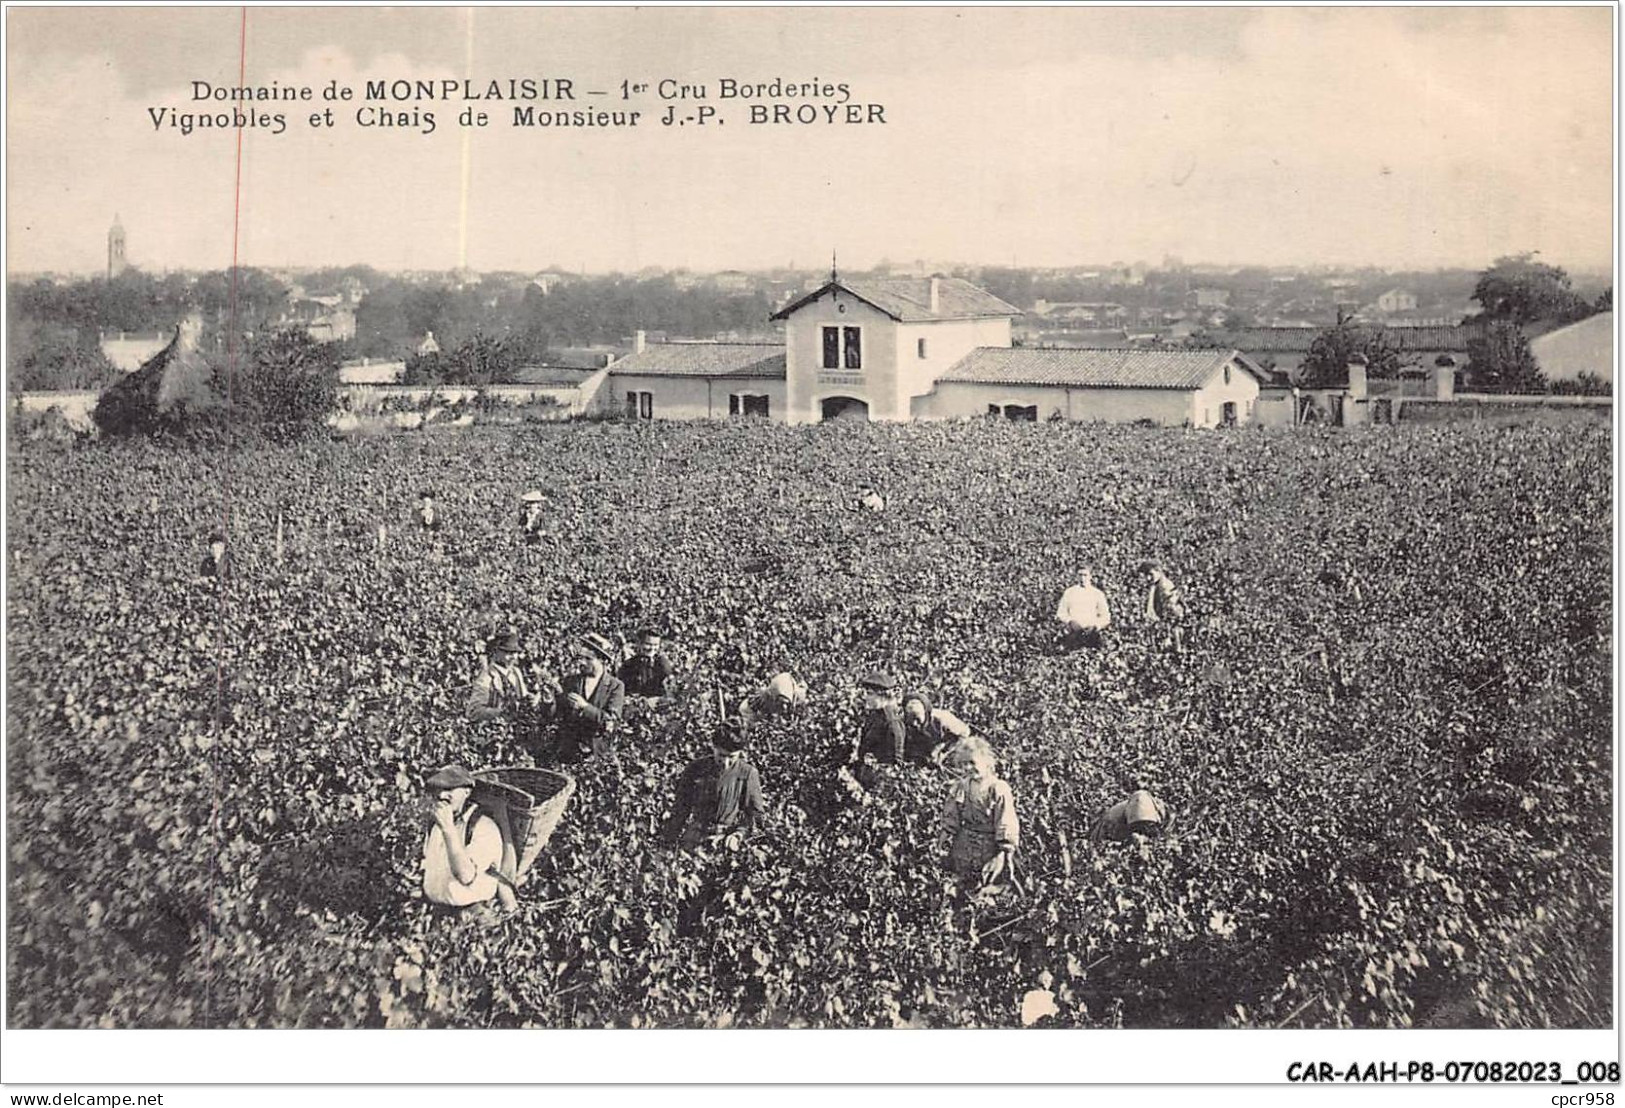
xmin=2 ymin=2 xmax=1618 ymax=1096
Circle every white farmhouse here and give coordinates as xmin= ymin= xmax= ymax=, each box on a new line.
xmin=599 ymin=273 xmax=1266 ymax=427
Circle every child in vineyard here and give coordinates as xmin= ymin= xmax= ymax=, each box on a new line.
xmin=1141 ymin=561 xmax=1186 ymax=651
xmin=937 ymin=737 xmax=1020 ymax=889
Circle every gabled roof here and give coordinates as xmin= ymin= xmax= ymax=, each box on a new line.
xmin=938 ymin=347 xmax=1260 ymax=390
xmin=610 ymin=343 xmax=786 ymax=379
xmin=771 ymin=277 xmax=1021 ymax=322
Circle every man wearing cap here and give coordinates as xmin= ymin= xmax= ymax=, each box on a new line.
xmin=199 ymin=533 xmax=232 ymax=581
xmin=467 ymin=631 xmax=535 ymax=724
xmin=1055 ymin=566 xmax=1112 ymax=650
xmin=416 ymin=490 xmax=441 ymax=532
xmin=520 ymin=490 xmax=547 ymax=545
xmin=855 ymin=671 xmax=906 ymax=765
xmin=421 ymin=764 xmax=516 ymax=912
xmin=537 ymin=632 xmax=626 ymax=762
xmin=662 ymin=724 xmax=766 ymax=849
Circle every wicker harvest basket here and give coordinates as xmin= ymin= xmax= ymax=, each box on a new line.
xmin=472 ymin=766 xmax=575 ymax=856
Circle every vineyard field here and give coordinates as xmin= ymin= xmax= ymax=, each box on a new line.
xmin=5 ymin=419 xmax=1613 ymax=1029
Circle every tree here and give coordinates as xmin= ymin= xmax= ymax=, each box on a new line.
xmin=1472 ymin=254 xmax=1591 ymax=326
xmin=1595 ymin=288 xmax=1612 ymax=313
xmin=7 ymin=318 xmax=122 ymax=393
xmin=1465 ymin=321 xmax=1546 ymax=394
xmin=1295 ymin=322 xmax=1404 ymax=388
xmin=226 ymin=329 xmax=342 ymax=443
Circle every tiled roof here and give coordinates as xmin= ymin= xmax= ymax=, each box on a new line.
xmin=771 ymin=278 xmax=1021 ymax=322
xmin=1205 ymin=323 xmax=1482 ymax=353
xmin=939 ymin=347 xmax=1256 ymax=390
xmin=610 ymin=343 xmax=786 ymax=379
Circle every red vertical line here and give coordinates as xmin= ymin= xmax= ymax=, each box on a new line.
xmin=206 ymin=4 xmax=249 ymax=1029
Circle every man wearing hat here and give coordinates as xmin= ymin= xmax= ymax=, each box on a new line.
xmin=537 ymin=632 xmax=625 ymax=762
xmin=199 ymin=532 xmax=232 ymax=581
xmin=520 ymin=490 xmax=547 ymax=545
xmin=467 ymin=630 xmax=535 ymax=724
xmin=415 ymin=490 xmax=441 ymax=532
xmin=421 ymin=764 xmax=515 ymax=912
xmin=855 ymin=670 xmax=906 ymax=765
xmin=662 ymin=723 xmax=765 ymax=849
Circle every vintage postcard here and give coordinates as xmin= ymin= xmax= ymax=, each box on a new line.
xmin=3 ymin=3 xmax=1617 ymax=1096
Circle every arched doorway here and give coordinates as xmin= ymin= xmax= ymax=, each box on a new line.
xmin=820 ymin=396 xmax=870 ymax=422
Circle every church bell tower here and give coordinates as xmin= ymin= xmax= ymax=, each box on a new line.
xmin=108 ymin=215 xmax=127 ymax=279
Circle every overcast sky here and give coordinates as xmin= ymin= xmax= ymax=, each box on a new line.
xmin=6 ymin=6 xmax=1614 ymax=275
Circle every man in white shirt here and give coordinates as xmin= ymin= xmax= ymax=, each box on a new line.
xmin=421 ymin=765 xmax=514 ymax=912
xmin=1056 ymin=566 xmax=1112 ymax=650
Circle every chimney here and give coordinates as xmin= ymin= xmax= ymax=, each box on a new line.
xmin=634 ymin=330 xmax=647 ymax=354
xmin=929 ymin=276 xmax=941 ymax=314
xmin=1432 ymin=355 xmax=1456 ymax=402
xmin=1346 ymin=353 xmax=1368 ymax=401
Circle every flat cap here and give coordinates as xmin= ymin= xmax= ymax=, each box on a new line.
xmin=858 ymin=670 xmax=898 ymax=692
xmin=426 ymin=764 xmax=475 ymax=790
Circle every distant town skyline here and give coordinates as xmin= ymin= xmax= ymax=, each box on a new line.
xmin=7 ymin=7 xmax=1614 ymax=277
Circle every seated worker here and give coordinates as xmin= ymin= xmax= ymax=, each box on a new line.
xmin=855 ymin=670 xmax=905 ymax=765
xmin=619 ymin=627 xmax=676 ymax=700
xmin=738 ymin=671 xmax=808 ymax=727
xmin=537 ymin=632 xmax=626 ymax=762
xmin=421 ymin=764 xmax=516 ymax=912
xmin=1090 ymin=789 xmax=1171 ymax=846
xmin=937 ymin=737 xmax=1020 ymax=889
xmin=901 ymin=691 xmax=971 ymax=765
xmin=661 ymin=722 xmax=765 ymax=850
xmin=466 ymin=630 xmax=535 ymax=725
xmin=1055 ymin=565 xmax=1111 ymax=650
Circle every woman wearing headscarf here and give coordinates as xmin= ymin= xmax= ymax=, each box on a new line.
xmin=900 ymin=690 xmax=971 ymax=765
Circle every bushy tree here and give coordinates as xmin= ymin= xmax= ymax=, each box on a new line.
xmin=7 ymin=318 xmax=122 ymax=392
xmin=1295 ymin=323 xmax=1404 ymax=387
xmin=224 ymin=329 xmax=342 ymax=443
xmin=1472 ymin=254 xmax=1591 ymax=326
xmin=1465 ymin=321 xmax=1546 ymax=394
